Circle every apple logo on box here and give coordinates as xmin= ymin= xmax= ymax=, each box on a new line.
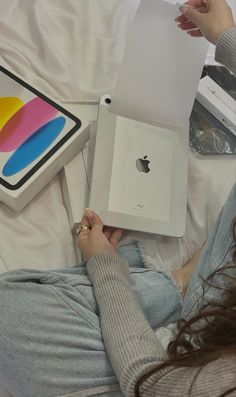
xmin=136 ymin=155 xmax=150 ymax=174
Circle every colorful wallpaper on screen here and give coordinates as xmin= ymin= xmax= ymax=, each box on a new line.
xmin=0 ymin=96 xmax=66 ymax=177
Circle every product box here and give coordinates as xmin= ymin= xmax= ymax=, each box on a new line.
xmin=196 ymin=74 xmax=236 ymax=137
xmin=0 ymin=67 xmax=90 ymax=212
xmin=61 ymin=101 xmax=98 ymax=227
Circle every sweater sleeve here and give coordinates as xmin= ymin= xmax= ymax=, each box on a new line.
xmin=87 ymin=252 xmax=236 ymax=397
xmin=87 ymin=252 xmax=168 ymax=396
xmin=215 ymin=27 xmax=236 ymax=76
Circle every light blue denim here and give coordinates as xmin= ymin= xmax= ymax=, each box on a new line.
xmin=0 ymin=183 xmax=235 ymax=397
xmin=181 ymin=182 xmax=236 ymax=321
xmin=0 ymin=244 xmax=181 ymax=397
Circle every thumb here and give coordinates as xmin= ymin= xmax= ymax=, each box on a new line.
xmin=84 ymin=209 xmax=103 ymax=231
xmin=180 ymin=5 xmax=205 ymax=26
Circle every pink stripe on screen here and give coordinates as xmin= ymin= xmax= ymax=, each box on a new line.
xmin=0 ymin=97 xmax=58 ymax=152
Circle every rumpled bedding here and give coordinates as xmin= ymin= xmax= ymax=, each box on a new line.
xmin=0 ymin=0 xmax=235 ymax=273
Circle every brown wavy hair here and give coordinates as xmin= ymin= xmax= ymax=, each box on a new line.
xmin=135 ymin=218 xmax=236 ymax=396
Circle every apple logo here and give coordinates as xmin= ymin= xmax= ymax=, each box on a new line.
xmin=136 ymin=155 xmax=150 ymax=174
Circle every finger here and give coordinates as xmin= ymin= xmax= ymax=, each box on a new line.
xmin=187 ymin=29 xmax=203 ymax=37
xmin=109 ymin=229 xmax=124 ymax=247
xmin=76 ymin=214 xmax=91 ymax=247
xmin=178 ymin=21 xmax=198 ymax=30
xmin=80 ymin=213 xmax=92 ymax=228
xmin=175 ymin=5 xmax=206 ymax=23
xmin=185 ymin=0 xmax=203 ymax=6
xmin=103 ymin=226 xmax=113 ymax=240
xmin=175 ymin=14 xmax=189 ymax=23
xmin=180 ymin=5 xmax=207 ymax=26
xmin=185 ymin=0 xmax=209 ymax=11
xmin=84 ymin=209 xmax=103 ymax=232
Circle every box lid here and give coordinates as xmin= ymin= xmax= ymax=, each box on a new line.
xmin=110 ymin=0 xmax=209 ymax=130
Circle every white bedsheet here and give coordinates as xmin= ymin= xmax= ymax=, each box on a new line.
xmin=0 ymin=0 xmax=235 ymax=273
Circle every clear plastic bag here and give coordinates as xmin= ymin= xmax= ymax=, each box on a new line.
xmin=189 ymin=66 xmax=236 ymax=157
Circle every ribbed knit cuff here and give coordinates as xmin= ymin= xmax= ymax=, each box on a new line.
xmin=215 ymin=27 xmax=236 ymax=73
xmin=87 ymin=251 xmax=130 ymax=282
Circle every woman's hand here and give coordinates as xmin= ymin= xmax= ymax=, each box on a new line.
xmin=171 ymin=247 xmax=203 ymax=298
xmin=77 ymin=209 xmax=124 ymax=260
xmin=175 ymin=0 xmax=236 ymax=45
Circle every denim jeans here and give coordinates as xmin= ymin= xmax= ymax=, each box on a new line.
xmin=0 ymin=183 xmax=235 ymax=397
xmin=181 ymin=182 xmax=236 ymax=320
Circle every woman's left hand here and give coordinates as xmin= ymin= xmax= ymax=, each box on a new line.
xmin=77 ymin=209 xmax=124 ymax=260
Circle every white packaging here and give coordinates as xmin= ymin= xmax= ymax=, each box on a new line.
xmin=110 ymin=0 xmax=209 ymax=129
xmin=196 ymin=76 xmax=236 ymax=137
xmin=61 ymin=101 xmax=98 ymax=227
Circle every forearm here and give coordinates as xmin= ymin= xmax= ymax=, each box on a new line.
xmin=87 ymin=252 xmax=167 ymax=396
xmin=86 ymin=251 xmax=232 ymax=397
xmin=215 ymin=27 xmax=236 ymax=75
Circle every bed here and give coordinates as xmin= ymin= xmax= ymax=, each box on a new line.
xmin=0 ymin=0 xmax=235 ymax=274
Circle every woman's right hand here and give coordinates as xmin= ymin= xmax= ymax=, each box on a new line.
xmin=77 ymin=209 xmax=124 ymax=261
xmin=175 ymin=0 xmax=236 ymax=45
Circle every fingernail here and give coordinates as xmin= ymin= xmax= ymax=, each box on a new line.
xmin=84 ymin=208 xmax=93 ymax=216
xmin=179 ymin=5 xmax=191 ymax=13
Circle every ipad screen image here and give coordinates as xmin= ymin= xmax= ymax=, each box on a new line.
xmin=0 ymin=67 xmax=81 ymax=189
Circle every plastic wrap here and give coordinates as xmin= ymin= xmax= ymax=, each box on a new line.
xmin=190 ymin=66 xmax=236 ymax=157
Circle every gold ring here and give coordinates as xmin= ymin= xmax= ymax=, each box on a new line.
xmin=74 ymin=223 xmax=91 ymax=235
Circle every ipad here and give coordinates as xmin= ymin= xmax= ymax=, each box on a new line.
xmin=108 ymin=116 xmax=173 ymax=222
xmin=89 ymin=96 xmax=188 ymax=236
xmin=0 ymin=66 xmax=82 ymax=191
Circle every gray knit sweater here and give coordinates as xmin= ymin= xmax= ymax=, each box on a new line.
xmin=88 ymin=253 xmax=236 ymax=396
xmin=88 ymin=31 xmax=236 ymax=395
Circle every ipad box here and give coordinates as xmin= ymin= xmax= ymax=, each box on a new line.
xmin=87 ymin=1 xmax=208 ymax=236
xmin=0 ymin=67 xmax=90 ymax=212
xmin=89 ymin=96 xmax=189 ymax=237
